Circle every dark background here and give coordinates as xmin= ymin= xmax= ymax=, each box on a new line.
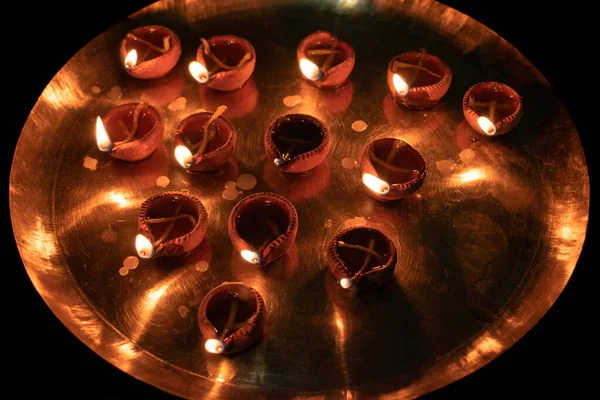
xmin=5 ymin=1 xmax=593 ymax=398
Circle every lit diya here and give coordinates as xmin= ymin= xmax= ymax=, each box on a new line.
xmin=360 ymin=138 xmax=427 ymax=201
xmin=174 ymin=105 xmax=236 ymax=172
xmin=228 ymin=192 xmax=298 ymax=267
xmin=327 ymin=226 xmax=397 ymax=290
xmin=297 ymin=31 xmax=355 ymax=89
xmin=264 ymin=114 xmax=331 ymax=174
xmin=189 ymin=35 xmax=256 ymax=92
xmin=387 ymin=50 xmax=452 ymax=109
xmin=136 ymin=192 xmax=208 ymax=259
xmin=96 ymin=102 xmax=163 ymax=161
xmin=199 ymin=282 xmax=266 ymax=355
xmin=463 ymin=81 xmax=523 ymax=136
xmin=120 ymin=25 xmax=181 ymax=80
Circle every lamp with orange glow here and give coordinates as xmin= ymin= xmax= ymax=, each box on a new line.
xmin=359 ymin=138 xmax=427 ymax=201
xmin=463 ymin=81 xmax=523 ymax=136
xmin=198 ymin=283 xmax=267 ymax=355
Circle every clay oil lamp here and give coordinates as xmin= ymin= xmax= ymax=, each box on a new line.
xmin=136 ymin=192 xmax=208 ymax=259
xmin=360 ymin=138 xmax=427 ymax=201
xmin=174 ymin=105 xmax=236 ymax=172
xmin=228 ymin=192 xmax=298 ymax=267
xmin=120 ymin=25 xmax=181 ymax=80
xmin=297 ymin=31 xmax=355 ymax=89
xmin=198 ymin=282 xmax=266 ymax=355
xmin=327 ymin=226 xmax=397 ymax=291
xmin=463 ymin=81 xmax=523 ymax=136
xmin=264 ymin=114 xmax=331 ymax=174
xmin=96 ymin=102 xmax=163 ymax=161
xmin=189 ymin=35 xmax=256 ymax=92
xmin=387 ymin=50 xmax=452 ymax=109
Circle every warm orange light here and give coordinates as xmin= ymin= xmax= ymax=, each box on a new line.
xmin=205 ymin=338 xmax=225 ymax=354
xmin=477 ymin=116 xmax=496 ymax=135
xmin=240 ymin=250 xmax=260 ymax=264
xmin=392 ymin=73 xmax=409 ymax=96
xmin=299 ymin=58 xmax=323 ymax=81
xmin=458 ymin=168 xmax=485 ymax=183
xmin=106 ymin=191 xmax=130 ymax=208
xmin=362 ymin=173 xmax=390 ymax=195
xmin=95 ymin=116 xmax=113 ymax=152
xmin=124 ymin=49 xmax=138 ymax=69
xmin=339 ymin=277 xmax=353 ymax=289
xmin=135 ymin=234 xmax=155 ymax=259
xmin=175 ymin=145 xmax=195 ymax=169
xmin=189 ymin=61 xmax=210 ymax=83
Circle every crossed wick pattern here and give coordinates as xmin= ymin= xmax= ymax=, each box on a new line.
xmin=126 ymin=33 xmax=171 ymax=64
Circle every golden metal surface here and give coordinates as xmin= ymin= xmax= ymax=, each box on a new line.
xmin=9 ymin=0 xmax=589 ymax=398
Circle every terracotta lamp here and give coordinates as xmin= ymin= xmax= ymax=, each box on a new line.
xmin=120 ymin=25 xmax=181 ymax=79
xmin=135 ymin=192 xmax=208 ymax=258
xmin=198 ymin=282 xmax=266 ymax=355
xmin=297 ymin=31 xmax=355 ymax=89
xmin=189 ymin=35 xmax=256 ymax=92
xmin=96 ymin=102 xmax=163 ymax=161
xmin=463 ymin=81 xmax=523 ymax=136
xmin=264 ymin=114 xmax=331 ymax=174
xmin=174 ymin=106 xmax=236 ymax=172
xmin=360 ymin=138 xmax=427 ymax=201
xmin=228 ymin=192 xmax=298 ymax=267
xmin=327 ymin=226 xmax=397 ymax=291
xmin=387 ymin=50 xmax=452 ymax=109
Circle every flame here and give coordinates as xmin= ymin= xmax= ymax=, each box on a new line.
xmin=299 ymin=58 xmax=323 ymax=81
xmin=392 ymin=73 xmax=409 ymax=96
xmin=477 ymin=116 xmax=496 ymax=135
xmin=362 ymin=173 xmax=390 ymax=195
xmin=124 ymin=49 xmax=137 ymax=69
xmin=135 ymin=234 xmax=155 ymax=259
xmin=240 ymin=250 xmax=260 ymax=264
xmin=189 ymin=61 xmax=210 ymax=83
xmin=175 ymin=145 xmax=195 ymax=169
xmin=205 ymin=338 xmax=225 ymax=354
xmin=339 ymin=277 xmax=353 ymax=289
xmin=95 ymin=116 xmax=113 ymax=152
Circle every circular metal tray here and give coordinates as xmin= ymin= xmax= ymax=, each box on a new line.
xmin=9 ymin=0 xmax=590 ymax=398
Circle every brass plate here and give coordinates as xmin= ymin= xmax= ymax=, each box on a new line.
xmin=9 ymin=0 xmax=590 ymax=398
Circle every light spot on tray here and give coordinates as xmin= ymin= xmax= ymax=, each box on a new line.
xmin=91 ymin=86 xmax=101 ymax=94
xmin=224 ymin=181 xmax=236 ymax=189
xmin=222 ymin=187 xmax=239 ymax=200
xmin=436 ymin=160 xmax=456 ymax=175
xmin=195 ymin=260 xmax=209 ymax=272
xmin=342 ymin=157 xmax=358 ymax=169
xmin=283 ymin=95 xmax=303 ymax=107
xmin=108 ymin=85 xmax=123 ymax=100
xmin=118 ymin=267 xmax=129 ymax=276
xmin=168 ymin=96 xmax=187 ymax=111
xmin=178 ymin=305 xmax=190 ymax=318
xmin=344 ymin=216 xmax=367 ymax=229
xmin=236 ymin=174 xmax=257 ymax=190
xmin=156 ymin=175 xmax=170 ymax=187
xmin=83 ymin=156 xmax=98 ymax=171
xmin=459 ymin=148 xmax=476 ymax=163
xmin=351 ymin=120 xmax=368 ymax=132
xmin=123 ymin=256 xmax=139 ymax=270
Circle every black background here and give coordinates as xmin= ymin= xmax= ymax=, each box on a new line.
xmin=5 ymin=1 xmax=594 ymax=398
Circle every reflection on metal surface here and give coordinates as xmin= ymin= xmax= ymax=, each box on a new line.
xmin=8 ymin=0 xmax=590 ymax=398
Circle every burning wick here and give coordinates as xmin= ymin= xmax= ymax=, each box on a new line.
xmin=362 ymin=173 xmax=390 ymax=195
xmin=392 ymin=49 xmax=440 ymax=96
xmin=205 ymin=296 xmax=239 ymax=354
xmin=136 ymin=203 xmax=194 ymax=258
xmin=189 ymin=61 xmax=211 ymax=83
xmin=337 ymin=239 xmax=385 ymax=289
xmin=273 ymin=135 xmax=311 ymax=168
xmin=468 ymin=97 xmax=511 ymax=136
xmin=299 ymin=39 xmax=338 ymax=81
xmin=96 ymin=103 xmax=147 ymax=153
xmin=240 ymin=220 xmax=280 ymax=265
xmin=175 ymin=105 xmax=228 ymax=169
xmin=125 ymin=33 xmax=170 ymax=67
